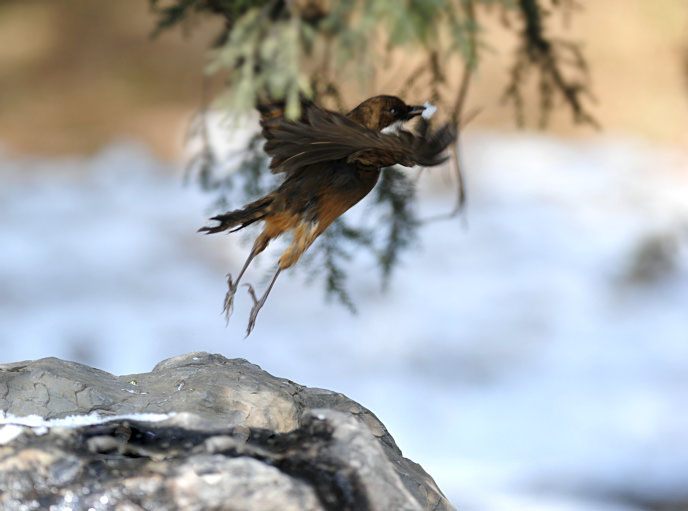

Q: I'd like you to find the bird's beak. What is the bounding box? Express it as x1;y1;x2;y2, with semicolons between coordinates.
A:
405;105;426;120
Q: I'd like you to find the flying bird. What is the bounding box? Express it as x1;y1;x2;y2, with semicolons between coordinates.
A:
199;95;456;335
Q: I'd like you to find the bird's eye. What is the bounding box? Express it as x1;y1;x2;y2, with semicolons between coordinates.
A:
389;107;397;115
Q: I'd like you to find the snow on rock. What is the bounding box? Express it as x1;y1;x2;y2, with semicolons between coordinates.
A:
0;410;174;429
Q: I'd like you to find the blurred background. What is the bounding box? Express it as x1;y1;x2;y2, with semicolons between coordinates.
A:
1;0;688;509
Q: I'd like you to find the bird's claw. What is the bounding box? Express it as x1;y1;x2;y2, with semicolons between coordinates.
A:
222;273;239;325
244;283;262;337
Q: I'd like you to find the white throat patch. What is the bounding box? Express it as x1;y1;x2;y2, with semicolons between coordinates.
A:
381;120;404;135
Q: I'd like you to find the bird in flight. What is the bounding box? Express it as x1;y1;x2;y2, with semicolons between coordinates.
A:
199;95;456;335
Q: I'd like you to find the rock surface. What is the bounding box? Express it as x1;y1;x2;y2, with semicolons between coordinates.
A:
0;352;454;511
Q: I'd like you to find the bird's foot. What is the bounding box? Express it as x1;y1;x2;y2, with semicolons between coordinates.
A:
243;283;265;337
222;273;240;324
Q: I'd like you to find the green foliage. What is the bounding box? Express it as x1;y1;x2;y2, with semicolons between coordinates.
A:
149;0;271;36
375;167;418;285
304;218;373;313
151;0;596;124
151;0;503;117
503;0;598;128
207;9;312;118
153;0;597;309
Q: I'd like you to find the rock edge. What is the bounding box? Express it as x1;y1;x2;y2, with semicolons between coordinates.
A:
0;352;454;511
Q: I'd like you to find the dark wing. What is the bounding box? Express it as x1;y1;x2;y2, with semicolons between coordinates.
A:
257;97;312;126
261;104;456;175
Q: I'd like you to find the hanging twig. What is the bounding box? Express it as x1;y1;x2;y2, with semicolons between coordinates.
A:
184;75;217;190
502;0;599;128
420;0;478;224
397;61;431;98
419;106;481;225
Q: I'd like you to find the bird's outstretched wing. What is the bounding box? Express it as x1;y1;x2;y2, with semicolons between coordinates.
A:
257;98;312;127
261;104;456;174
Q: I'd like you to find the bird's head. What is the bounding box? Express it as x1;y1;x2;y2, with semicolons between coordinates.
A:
347;95;425;132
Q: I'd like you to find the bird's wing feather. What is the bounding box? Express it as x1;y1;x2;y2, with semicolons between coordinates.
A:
261;104;456;174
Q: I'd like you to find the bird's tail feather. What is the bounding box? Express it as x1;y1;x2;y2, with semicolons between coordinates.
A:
198;196;274;235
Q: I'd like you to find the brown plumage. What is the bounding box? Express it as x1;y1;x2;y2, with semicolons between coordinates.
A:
199;95;456;335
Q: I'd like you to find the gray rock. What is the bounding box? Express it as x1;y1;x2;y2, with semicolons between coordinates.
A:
0;352;454;511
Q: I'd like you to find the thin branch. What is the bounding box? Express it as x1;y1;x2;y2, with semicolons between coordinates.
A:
397;61;431;98
503;0;599;128
419;106;481;225
423;0;478;223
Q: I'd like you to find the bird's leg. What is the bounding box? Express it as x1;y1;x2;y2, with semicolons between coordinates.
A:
223;249;256;323
244;268;282;337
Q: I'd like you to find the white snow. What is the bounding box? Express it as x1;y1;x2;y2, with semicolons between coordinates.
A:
0;410;174;429
1;133;687;510
0;410;174;445
0;424;25;445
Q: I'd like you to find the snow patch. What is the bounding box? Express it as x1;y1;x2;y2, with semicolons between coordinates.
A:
0;424;25;445
0;410;175;429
